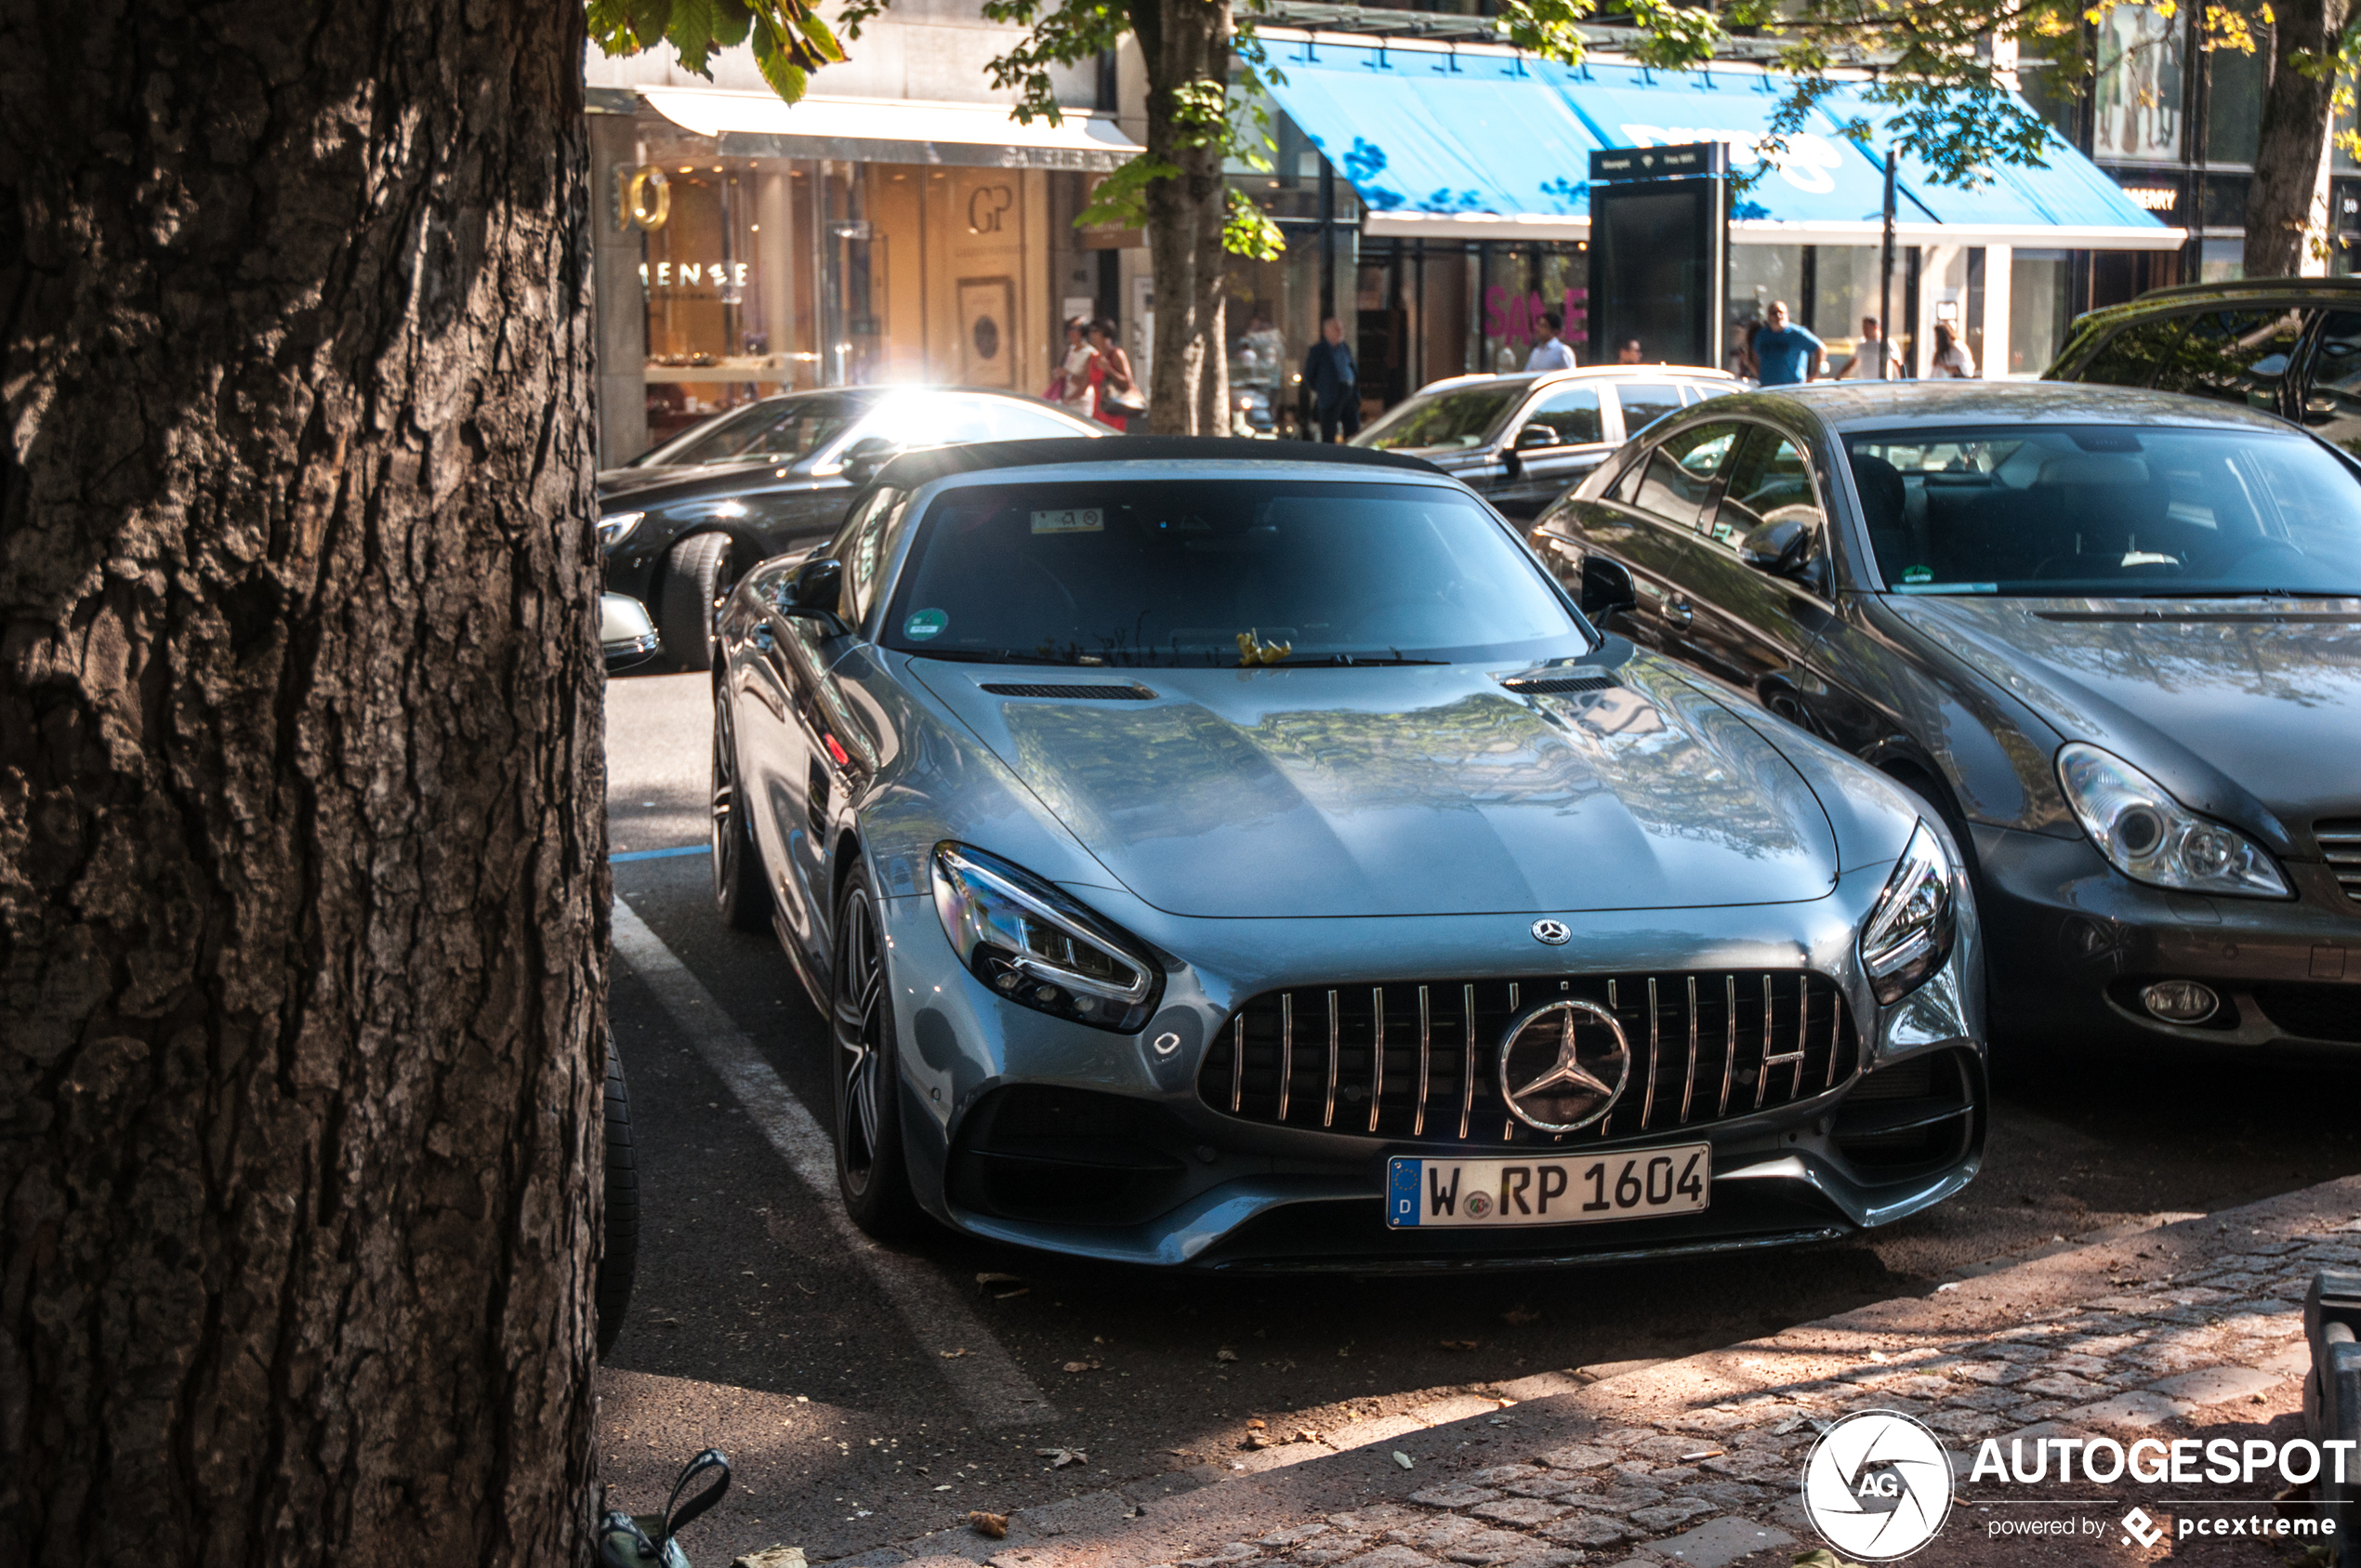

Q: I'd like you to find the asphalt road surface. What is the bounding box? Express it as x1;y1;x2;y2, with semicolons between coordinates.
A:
598;666;2361;1566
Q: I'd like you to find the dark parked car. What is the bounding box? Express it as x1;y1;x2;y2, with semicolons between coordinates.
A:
1531;379;2361;1052
1353;367;1741;520
2046;276;2361;455
598;387;1104;668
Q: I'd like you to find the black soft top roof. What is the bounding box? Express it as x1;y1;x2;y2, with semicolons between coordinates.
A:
873;435;1444;490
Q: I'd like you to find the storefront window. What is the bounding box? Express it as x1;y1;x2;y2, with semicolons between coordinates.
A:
2207;43;2266;165
1811;246;1892;368
2018;59;2084;145
2200;237;2246;282
2009;250;2073;375
2093;4;2185;163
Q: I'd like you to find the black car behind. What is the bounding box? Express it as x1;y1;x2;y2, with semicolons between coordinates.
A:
598;386;1102;667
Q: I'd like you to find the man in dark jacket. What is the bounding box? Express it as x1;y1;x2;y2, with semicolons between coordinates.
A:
1301;317;1360;442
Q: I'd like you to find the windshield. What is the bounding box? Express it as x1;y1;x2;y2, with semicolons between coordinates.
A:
1357;385;1523;451
1846;425;2361;597
634;392;873;468
881;479;1590;666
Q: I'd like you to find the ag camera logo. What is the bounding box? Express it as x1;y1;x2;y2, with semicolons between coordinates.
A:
1801;1411;1955;1560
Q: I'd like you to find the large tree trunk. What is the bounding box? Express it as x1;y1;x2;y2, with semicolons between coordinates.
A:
1137;0;1233;435
0;0;606;1559
2245;0;2347;275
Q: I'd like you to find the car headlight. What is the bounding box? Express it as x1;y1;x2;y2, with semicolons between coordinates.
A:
2056;743;2289;899
597;510;645;548
931;844;1162;1033
1859;820;1958;1006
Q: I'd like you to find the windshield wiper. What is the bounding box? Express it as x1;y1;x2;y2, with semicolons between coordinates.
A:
2127;586;2359;600
906;649;1096;665
1260;653;1448;667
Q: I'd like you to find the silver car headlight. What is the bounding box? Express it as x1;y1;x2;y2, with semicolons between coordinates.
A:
597;510;645;548
1859;821;1957;1006
931;843;1161;1033
2056;743;2289;899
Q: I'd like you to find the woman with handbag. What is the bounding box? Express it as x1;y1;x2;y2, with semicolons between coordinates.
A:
1088;319;1142;432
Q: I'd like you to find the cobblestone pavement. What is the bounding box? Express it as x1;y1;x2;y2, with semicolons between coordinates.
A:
825;1178;2361;1568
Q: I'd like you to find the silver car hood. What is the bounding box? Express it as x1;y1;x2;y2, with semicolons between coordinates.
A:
908;656;1838;918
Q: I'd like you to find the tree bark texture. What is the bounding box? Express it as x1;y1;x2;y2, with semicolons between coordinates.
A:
2244;0;2346;275
0;0;607;1559
1137;0;1233;435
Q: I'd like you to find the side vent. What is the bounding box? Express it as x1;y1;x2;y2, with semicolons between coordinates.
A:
806;758;831;837
1501;673;1616;695
980;682;1158;701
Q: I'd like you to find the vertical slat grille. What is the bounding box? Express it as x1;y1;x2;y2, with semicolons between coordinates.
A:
1198;971;1861;1145
2318;820;2361;903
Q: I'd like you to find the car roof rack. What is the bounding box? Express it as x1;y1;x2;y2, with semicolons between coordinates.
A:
873;436;1444;489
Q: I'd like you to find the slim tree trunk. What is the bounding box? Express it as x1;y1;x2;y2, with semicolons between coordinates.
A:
0;0;605;1559
1137;0;1233;434
2245;0;2347;275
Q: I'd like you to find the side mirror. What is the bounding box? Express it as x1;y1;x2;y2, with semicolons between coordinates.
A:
839;434;903;484
1514;422;1561;451
1738;514;1817;577
1578;555;1639;619
773;556;851;634
599;592;662;673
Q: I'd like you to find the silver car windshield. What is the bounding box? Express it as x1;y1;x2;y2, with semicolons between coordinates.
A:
1358;386;1523;451
1847;425;2361;597
881;479;1591;666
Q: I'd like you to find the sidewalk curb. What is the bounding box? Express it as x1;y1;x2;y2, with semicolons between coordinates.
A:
833;1175;2361;1568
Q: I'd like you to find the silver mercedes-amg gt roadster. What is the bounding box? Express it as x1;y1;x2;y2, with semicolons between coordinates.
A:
707;437;1985;1269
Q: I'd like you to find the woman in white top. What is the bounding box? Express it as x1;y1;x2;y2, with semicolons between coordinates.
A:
1055;317;1097;420
1929;321;1976;378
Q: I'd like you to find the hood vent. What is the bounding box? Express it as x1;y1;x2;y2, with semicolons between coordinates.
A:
979;682;1158;701
1501;672;1616;695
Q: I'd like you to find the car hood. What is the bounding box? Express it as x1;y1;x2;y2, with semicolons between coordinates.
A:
596;461;825;505
906;656;1840;918
1887;595;2361;830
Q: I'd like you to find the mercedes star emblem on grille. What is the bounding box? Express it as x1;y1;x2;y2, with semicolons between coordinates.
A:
1497;998;1630;1132
1530;918;1570;945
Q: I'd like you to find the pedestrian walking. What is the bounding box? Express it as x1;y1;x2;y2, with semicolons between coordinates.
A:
1088;319;1141;432
1524;312;1578;372
1750;300;1827;387
1302;317;1360;442
1928;320;1977;378
1836;316;1904;380
1049;317;1097;420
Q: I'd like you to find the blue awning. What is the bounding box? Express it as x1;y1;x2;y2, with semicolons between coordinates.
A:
1257;40;2181;250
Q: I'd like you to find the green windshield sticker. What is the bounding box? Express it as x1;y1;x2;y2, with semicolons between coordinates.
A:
905;608;948;640
1902;565;1933;584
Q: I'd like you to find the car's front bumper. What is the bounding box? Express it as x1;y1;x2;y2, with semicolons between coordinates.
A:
872;855;1986;1269
1971;822;2361;1049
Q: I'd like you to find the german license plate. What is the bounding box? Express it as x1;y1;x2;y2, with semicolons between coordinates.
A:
1385;1144;1710;1229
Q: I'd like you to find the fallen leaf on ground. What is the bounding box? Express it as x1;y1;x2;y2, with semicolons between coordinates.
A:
1392;1451;1414;1469
1246;1418;1267;1430
1293;1430;1322;1444
1439;1338;1480;1351
1215;1348;1239;1363
1501;1306;1540;1324
1792;1552;1866;1568
1062;1360;1100;1374
1035;1447;1088;1469
994;1287;1030;1300
976;1272;1022;1286
732;1548;808;1568
969;1511;1009;1539
940;1348;970;1359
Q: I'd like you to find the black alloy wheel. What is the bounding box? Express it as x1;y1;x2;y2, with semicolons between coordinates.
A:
595;1036;639;1358
662;531;733;672
830;868;921;1237
710;698;772;930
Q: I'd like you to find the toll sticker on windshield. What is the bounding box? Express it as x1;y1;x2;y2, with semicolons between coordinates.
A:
1902;564;1933;585
904;608;949;640
1031;507;1103;534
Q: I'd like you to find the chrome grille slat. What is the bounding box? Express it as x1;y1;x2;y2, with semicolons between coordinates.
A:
1197;971;1861;1146
2317;821;2361;903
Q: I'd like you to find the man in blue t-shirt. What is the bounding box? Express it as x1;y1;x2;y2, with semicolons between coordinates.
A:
1750;300;1827;387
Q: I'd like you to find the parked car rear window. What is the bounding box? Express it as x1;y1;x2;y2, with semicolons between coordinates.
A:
1845;425;2361;597
1357;386;1523;451
883;480;1589;666
637;392;872;467
1615;383;1684;437
2069;309;2303;407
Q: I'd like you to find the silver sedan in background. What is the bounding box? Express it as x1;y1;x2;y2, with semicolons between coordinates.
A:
708;436;1985;1269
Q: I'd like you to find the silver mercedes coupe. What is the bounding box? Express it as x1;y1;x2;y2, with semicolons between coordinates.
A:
707;436;1986;1269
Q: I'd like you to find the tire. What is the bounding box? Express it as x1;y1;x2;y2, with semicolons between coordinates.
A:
830;868;923;1238
596;1039;640;1358
661;532;733;673
710;696;772;931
